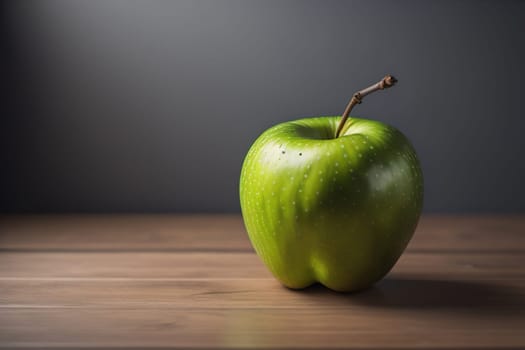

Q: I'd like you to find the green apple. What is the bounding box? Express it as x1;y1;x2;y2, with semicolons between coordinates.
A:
239;115;423;292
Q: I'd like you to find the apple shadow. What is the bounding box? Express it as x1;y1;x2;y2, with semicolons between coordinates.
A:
300;277;524;317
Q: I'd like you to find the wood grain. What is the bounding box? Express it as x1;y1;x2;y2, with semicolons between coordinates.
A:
2;214;524;252
0;251;524;279
1;278;524;310
1;309;524;349
0;214;524;349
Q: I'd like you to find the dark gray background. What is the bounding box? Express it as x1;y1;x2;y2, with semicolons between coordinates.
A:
1;0;524;213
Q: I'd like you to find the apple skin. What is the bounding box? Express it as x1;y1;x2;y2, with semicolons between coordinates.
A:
239;116;423;292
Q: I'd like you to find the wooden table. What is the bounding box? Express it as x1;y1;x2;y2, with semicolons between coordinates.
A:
0;215;524;349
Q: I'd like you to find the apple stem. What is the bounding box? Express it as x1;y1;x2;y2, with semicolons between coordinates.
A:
335;75;398;138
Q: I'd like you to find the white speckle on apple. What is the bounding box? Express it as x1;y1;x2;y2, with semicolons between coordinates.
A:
335;162;339;167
